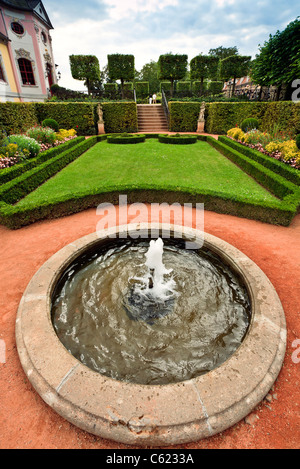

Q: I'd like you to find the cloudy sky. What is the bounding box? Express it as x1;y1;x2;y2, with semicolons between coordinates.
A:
44;0;298;91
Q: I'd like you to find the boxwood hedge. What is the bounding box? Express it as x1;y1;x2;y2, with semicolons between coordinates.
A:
158;134;197;144
1;135;299;229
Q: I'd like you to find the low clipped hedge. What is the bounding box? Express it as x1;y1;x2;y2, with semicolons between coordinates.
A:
101;102;138;133
0;137;97;205
107;134;146;144
218;136;300;186
158;134;197;144
207;136;300;208
0;137;85;185
0;135;299;229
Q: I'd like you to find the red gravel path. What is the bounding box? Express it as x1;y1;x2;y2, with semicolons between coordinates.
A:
0;206;299;449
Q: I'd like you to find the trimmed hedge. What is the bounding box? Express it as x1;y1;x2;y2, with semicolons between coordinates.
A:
168;101;201;132
0;137;97;205
205;101;300;135
107;134;146;144
158;134;197;144
0;103;38;134
1;135;299;229
207;136;300;204
101;102;138;133
35;102;98;136
218;136;300;186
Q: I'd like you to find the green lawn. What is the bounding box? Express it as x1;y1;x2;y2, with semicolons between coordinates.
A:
16;140;278;208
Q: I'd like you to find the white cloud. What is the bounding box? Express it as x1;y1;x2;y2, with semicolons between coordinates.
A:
104;0;179;20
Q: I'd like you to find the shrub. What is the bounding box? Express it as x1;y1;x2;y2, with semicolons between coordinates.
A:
3;135;40;158
42;118;59;132
26;126;56;146
55;129;77;141
296;134;300;150
241;118;259;132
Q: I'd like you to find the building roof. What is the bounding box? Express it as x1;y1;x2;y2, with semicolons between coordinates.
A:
0;0;53;29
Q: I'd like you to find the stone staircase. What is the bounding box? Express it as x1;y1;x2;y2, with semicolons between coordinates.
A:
137;104;169;133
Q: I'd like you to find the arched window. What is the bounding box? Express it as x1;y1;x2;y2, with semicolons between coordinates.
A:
18;58;35;85
0;62;5;82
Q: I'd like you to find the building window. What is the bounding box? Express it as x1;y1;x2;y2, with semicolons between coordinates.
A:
41;32;47;44
18;58;35;85
11;22;25;35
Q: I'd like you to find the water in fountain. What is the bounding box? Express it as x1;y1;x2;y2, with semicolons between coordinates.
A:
52;237;251;385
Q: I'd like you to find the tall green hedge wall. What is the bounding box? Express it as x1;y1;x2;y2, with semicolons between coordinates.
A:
0;103;38;134
35;103;98;135
101;102;138;133
205;101;300;135
0;101;139;136
168;101;201;132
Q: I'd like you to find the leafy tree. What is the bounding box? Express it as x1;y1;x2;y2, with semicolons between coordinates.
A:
107;54;135;99
158;53;188;97
251;18;300;100
138;60;160;94
69;55;100;95
208;46;239;60
190;54;219;95
220;55;251;97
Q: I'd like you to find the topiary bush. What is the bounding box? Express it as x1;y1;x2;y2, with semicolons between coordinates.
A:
241;118;259;132
158;134;197;144
42;118;59;132
296;134;300;150
107;133;145;144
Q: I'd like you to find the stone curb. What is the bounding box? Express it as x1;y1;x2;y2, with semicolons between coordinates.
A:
15;223;286;446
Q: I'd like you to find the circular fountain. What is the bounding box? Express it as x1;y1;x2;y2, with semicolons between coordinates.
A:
16;223;286;446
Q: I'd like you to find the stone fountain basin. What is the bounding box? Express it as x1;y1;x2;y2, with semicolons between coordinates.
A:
15;223;286;446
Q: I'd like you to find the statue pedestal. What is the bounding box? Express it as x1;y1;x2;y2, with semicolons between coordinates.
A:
98;122;105;134
197;120;205;133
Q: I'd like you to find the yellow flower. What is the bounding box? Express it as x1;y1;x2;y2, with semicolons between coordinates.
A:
281;140;299;161
227;127;245;141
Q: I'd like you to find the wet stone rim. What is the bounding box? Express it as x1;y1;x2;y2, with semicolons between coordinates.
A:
15;223;287;446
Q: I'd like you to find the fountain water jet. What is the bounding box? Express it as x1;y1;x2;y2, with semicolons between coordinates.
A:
123;237;177;324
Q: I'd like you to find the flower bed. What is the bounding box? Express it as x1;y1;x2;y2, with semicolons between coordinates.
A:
227;127;300;169
0;127;78;170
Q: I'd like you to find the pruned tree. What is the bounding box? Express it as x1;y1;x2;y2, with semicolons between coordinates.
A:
69;55;100;96
190;54;219;96
107;54;135;99
158;53;188;97
220;55;251;97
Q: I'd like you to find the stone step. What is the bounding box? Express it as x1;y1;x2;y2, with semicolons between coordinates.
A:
137;104;168;132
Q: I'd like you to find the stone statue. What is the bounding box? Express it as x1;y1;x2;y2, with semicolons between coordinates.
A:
197;102;205;133
97;104;105;134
